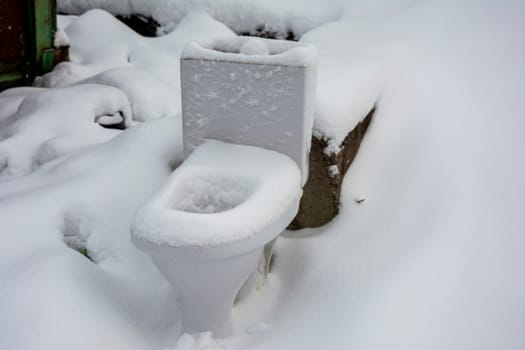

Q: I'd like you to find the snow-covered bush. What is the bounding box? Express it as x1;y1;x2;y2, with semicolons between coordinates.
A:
57;0;342;39
37;10;235;123
0;84;131;178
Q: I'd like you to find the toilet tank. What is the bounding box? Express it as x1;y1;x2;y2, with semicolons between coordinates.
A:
180;37;317;185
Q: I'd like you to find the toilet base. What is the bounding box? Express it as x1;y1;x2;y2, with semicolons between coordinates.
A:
151;247;263;337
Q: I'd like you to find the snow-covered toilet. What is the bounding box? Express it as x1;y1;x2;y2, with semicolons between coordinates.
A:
131;37;317;337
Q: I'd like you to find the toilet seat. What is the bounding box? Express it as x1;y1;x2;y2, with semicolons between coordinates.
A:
131;140;302;259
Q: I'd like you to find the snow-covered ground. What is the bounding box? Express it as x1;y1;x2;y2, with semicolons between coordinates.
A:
57;0;342;38
1;1;525;349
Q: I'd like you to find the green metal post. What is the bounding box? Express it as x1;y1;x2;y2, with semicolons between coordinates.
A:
31;0;57;74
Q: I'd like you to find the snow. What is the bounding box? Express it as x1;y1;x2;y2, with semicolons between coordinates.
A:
0;116;184;349
328;164;339;177
301;21;384;153
131;140;301;248
36;9;235;125
53;29;70;47
182;37;317;67
57;0;342;39
57;14;78;30
0;84;132;178
234;2;525;350
240;39;269;56
171;332;226;350
80;68;178;122
1;1;525;350
43;9;365;156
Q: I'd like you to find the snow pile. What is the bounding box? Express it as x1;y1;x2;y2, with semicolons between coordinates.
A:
300;21;385;153
80;68;177;123
53;29;70;47
0;85;131;178
170;332;226;350
57;0;342;39
232;2;525;350
37;9;236;123
1;1;524;350
0;114;184;349
131;140;301;248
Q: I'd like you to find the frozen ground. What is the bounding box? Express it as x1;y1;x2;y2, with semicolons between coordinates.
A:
1;1;525;349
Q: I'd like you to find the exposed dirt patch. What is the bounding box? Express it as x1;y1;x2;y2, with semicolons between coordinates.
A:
289;107;375;229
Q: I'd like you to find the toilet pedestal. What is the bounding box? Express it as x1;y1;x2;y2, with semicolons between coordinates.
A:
151;248;263;337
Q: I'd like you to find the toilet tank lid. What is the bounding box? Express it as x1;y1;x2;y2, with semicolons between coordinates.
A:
181;37;317;68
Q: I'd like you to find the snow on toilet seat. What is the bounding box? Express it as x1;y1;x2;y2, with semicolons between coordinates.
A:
131;139;302;259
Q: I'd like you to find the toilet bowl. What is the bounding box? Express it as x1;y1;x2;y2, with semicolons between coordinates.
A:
131;140;302;336
131;37;317;337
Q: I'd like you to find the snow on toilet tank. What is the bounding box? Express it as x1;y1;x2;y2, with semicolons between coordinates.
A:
180;37;318;185
239;38;269;55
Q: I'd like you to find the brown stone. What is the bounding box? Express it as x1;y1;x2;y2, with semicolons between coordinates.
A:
289;107;375;230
